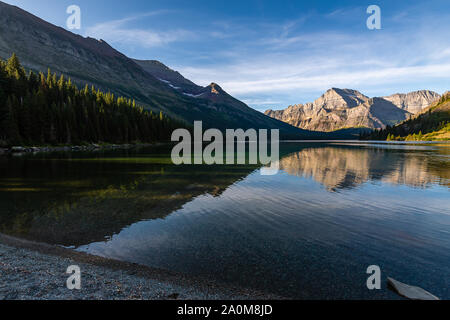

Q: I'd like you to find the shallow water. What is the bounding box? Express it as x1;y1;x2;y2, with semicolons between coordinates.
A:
1;142;449;299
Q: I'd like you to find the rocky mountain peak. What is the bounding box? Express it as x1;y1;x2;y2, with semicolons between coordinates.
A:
382;90;441;114
208;83;222;94
314;88;369;110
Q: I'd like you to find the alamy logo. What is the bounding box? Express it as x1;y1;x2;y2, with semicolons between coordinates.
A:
366;265;381;290
171;121;280;175
366;5;381;30
66;5;81;30
66;265;81;290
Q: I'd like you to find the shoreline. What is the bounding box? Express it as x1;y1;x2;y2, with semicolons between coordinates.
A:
0;142;168;156
2;139;448;156
0;233;281;300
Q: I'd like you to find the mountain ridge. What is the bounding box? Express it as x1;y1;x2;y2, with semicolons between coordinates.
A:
265;89;441;132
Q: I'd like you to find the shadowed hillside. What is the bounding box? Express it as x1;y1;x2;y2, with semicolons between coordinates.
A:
365;92;450;141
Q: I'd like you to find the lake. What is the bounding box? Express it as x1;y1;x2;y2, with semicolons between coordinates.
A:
0;141;449;299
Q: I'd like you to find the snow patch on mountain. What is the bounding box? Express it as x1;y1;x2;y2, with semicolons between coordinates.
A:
157;78;180;90
183;92;205;98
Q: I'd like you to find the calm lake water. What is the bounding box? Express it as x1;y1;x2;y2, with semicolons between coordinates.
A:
1;142;449;299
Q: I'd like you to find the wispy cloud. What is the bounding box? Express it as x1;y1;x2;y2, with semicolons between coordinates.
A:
85;11;194;47
240;98;284;106
175;9;450;109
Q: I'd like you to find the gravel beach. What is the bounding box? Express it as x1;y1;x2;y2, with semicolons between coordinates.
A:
0;234;279;300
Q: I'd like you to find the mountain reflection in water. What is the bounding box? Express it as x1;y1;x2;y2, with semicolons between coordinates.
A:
0;142;449;299
279;144;450;191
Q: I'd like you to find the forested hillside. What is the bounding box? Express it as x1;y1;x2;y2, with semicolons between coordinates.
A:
0;54;184;146
0;1;323;140
364;92;450;141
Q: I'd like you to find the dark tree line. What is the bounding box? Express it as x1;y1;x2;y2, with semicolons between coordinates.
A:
0;53;185;146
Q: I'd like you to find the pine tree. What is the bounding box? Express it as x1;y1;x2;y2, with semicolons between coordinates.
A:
4;97;21;145
6;53;25;78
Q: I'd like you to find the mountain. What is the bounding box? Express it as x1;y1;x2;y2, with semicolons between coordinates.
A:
383;90;442;114
135;59;263;108
0;2;169;103
0;1;320;139
265;88;441;132
366;92;450;141
134;59;274;119
133;59;200;94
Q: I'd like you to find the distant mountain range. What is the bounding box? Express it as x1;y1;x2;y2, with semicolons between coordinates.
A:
265;88;441;132
0;1;321;139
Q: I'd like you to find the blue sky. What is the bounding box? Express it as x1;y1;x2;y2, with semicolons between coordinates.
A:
4;0;450;111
